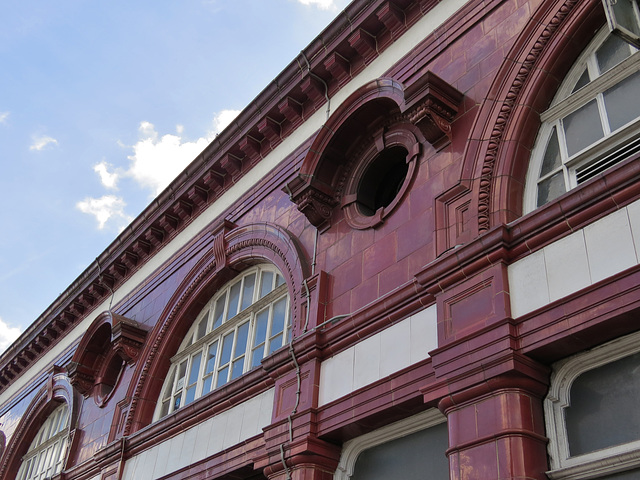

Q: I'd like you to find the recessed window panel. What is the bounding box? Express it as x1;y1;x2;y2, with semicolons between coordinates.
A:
566;351;640;456
227;282;241;320
540;127;562;176
241;273;256;310
571;69;591;93
351;422;449;480
604;69;640;131
212;297;225;329
563;100;604;156
260;271;274;298
196;316;208;341
596;33;632;74
537;171;566;207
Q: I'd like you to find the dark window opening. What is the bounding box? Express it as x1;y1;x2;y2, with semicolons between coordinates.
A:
357;146;409;216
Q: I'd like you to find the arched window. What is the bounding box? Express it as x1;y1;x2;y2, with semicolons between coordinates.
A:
155;264;290;419
15;403;70;480
525;28;640;212
334;410;448;480
545;330;640;479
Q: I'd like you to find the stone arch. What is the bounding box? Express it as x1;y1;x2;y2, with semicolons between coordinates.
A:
121;222;309;435
67;310;147;407
0;369;81;480
287;75;463;230
459;0;605;232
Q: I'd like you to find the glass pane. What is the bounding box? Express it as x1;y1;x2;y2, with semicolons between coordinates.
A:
184;385;196;405
196;316;208;340
254;309;269;346
42;446;53;472
188;352;202;385
160;400;170;417
269;334;283;354
604;70;640;131
57;407;69;433
276;274;285;287
251;345;265;368
241;273;256;310
216;366;229;388
227;282;241;320
566;351;640;456
540;127;562;176
563;100;604;156
202;376;212;395
163;368;175;400
212;296;225;329
350;419;449;480
220;331;235;365
571;69;590;93
272;298;287;335
235;322;250;357
231;357;245;379
205;341;219;374
260;271;274;298
537;171;566;207
176;360;188;390
173;392;182;410
596;32;632;74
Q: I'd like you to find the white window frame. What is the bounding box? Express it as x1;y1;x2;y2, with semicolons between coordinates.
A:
334;409;447;480
545;330;640;480
524;27;640;213
154;264;290;420
16;403;70;480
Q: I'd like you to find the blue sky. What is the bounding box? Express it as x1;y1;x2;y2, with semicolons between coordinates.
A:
0;0;350;352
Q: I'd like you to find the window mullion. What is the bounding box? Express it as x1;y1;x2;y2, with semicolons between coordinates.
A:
245;316;256;373
195;345;207;400
596;92;612;135
265;304;275;357
556;119;571;166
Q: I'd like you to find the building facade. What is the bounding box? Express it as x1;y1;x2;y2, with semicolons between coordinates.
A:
1;0;639;479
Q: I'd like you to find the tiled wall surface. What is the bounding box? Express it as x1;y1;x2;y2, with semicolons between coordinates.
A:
121;389;274;480
318;305;437;406
509;199;640;318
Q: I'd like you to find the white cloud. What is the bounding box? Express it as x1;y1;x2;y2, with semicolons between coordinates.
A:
294;0;345;10
94;161;119;189
0;111;9;124
211;109;239;134
78;109;240;230
30;135;58;151
125;122;212;196
76;195;133;230
0;317;22;354
102;109;239;197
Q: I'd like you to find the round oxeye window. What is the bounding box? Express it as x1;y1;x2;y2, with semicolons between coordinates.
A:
356;145;409;216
